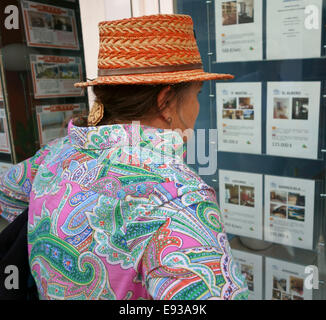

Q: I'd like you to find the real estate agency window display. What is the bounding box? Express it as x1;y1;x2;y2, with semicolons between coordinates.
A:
175;0;326;300
0;0;88;166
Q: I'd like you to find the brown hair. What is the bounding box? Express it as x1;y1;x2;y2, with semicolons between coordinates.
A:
92;82;192;125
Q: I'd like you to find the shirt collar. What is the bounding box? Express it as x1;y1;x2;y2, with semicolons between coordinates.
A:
68;119;186;160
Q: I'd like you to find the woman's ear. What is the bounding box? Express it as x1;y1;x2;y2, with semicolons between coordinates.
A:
157;86;172;111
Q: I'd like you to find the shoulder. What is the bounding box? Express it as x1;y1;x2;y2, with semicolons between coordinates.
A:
145;162;217;206
37;136;74;164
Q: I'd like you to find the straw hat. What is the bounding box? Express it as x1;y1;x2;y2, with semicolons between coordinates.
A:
75;14;234;87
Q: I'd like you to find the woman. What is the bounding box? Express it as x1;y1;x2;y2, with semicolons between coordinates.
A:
0;14;248;300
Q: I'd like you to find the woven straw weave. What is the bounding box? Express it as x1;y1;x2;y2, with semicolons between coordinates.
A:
75;14;234;87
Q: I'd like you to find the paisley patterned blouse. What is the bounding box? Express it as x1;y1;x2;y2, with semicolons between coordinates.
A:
0;120;248;300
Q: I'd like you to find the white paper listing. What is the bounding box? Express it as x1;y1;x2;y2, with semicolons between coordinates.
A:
30;54;84;99
215;0;263;62
216;82;262;154
266;0;322;60
36;103;87;146
264;175;315;250
21;0;79;50
219;170;263;240
232;249;263;300
0;101;11;154
265;257;313;300
266;81;321;160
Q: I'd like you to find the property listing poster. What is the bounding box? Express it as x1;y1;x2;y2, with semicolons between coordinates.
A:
30;54;84;99
219;170;263;239
266;82;321;159
264;175;315;250
232;249;263;300
0;91;11;154
216;82;261;154
265;257;312;300
21;1;79;50
215;0;263;62
266;0;322;60
36;103;87;146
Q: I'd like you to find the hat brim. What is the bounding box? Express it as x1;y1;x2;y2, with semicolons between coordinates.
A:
74;69;234;87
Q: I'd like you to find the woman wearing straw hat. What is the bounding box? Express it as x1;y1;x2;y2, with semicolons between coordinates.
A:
0;14;248;300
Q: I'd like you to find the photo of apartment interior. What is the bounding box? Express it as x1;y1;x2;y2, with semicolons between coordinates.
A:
270;190;287;204
292;98;309;120
225;184;239;205
238;97;254;120
273;276;287;292
288;192;305;207
290;276;304;296
273;98;290;119
239;97;254;109
281;293;292;300
222;1;237;25
241;264;254;291
223;110;245;120
223;97;237;109
272;276;294;300
240;185;255;207
272;289;281;300
238;0;254;24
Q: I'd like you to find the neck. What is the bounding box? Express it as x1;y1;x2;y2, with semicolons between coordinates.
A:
111;117;171;131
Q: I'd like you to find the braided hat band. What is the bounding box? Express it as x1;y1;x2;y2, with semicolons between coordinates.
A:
74;14;234;87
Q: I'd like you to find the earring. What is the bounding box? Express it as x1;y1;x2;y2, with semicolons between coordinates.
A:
167;117;172;129
88;101;104;126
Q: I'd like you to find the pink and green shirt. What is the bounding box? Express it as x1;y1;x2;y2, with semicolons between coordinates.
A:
0;120;248;300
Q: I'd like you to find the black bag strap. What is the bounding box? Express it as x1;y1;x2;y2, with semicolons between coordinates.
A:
0;209;38;300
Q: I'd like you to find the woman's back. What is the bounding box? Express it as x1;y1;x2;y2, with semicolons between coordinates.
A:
16;121;248;300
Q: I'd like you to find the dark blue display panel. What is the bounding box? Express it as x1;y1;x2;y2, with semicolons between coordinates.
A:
176;0;326;300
